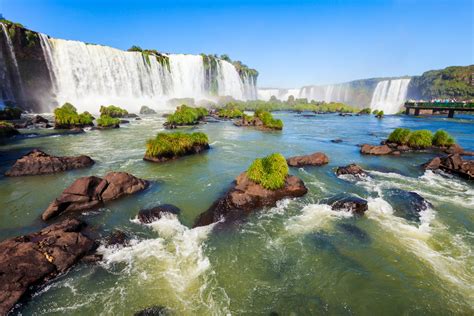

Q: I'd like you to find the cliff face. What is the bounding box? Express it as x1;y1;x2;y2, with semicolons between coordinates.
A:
407;65;474;101
0;20;53;111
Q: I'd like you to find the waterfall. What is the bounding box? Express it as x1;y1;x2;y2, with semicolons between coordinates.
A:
0;23;24;106
39;38;256;113
259;84;352;103
370;78;411;114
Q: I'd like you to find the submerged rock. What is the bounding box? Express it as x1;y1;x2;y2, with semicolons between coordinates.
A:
384;189;431;222
286;152;329;167
337;223;371;243
137;204;181;224
5;149;94;176
105;230;130;246
0;219;95;315
331;139;343;143
134;305;169;316
424;154;474;180
194;172;307;227
335;164;367;178
42;172;149;220
360;144;392;155
330;196;368;215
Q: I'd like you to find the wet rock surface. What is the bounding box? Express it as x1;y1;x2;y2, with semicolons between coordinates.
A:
5;149;94;176
335;164;367;178
424;154;474;179
137;204;181;224
329;196;368;215
0;219;95;315
194;172;307;227
42;172;149;220
286;152;329;167
360;144;393;155
384;189;431;222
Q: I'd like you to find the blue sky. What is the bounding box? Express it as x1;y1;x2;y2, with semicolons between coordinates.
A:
1;0;472;87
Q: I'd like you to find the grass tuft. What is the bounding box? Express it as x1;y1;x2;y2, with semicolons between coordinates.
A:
146;132;209;158
247;153;289;190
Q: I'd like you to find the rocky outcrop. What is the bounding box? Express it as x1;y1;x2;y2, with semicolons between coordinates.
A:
5;149;94;176
286;152;329;167
137;204;181;224
360;144;392;155
0;122;20;138
424;154;474;179
32;115;48;124
335;164;367;178
384;189;431;222
330;196;368;215
0;219;95;315
139;106;157;115
194;172;307;227
105;230;130;247
42;172;149;220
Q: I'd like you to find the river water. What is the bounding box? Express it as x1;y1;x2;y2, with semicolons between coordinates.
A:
0;113;473;315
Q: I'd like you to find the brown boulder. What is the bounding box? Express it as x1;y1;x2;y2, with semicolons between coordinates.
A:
5;149;94;177
360;144;392;155
445;144;464;155
42;172;149;220
194;172;307;227
423;154;474;180
0;219;95;315
286;152;329;167
336;164;367;178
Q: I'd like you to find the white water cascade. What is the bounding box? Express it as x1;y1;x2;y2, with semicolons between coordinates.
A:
258;84;353;103
370;78;411;114
39;38;256;113
0;23;25;106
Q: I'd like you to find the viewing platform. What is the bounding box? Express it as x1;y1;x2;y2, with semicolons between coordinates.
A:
404;101;474;118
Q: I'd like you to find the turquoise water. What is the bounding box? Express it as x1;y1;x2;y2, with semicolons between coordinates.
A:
0;113;473;315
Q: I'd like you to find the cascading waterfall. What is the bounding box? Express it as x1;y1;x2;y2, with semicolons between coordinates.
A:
0;23;24;107
370;78;411;114
39;38;256;113
258;84;352;103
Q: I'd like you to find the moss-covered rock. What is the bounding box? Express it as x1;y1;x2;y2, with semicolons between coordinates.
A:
247;153;289;190
0;120;20;138
144;132;209;162
235;109;283;131
432;130;455;146
99;105;128;118
388;128;412;145
97;115;120;129
164;105;208;127
407;130;433;148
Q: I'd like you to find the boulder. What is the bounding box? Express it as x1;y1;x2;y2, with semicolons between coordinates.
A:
42;172;149;220
331;139;343;143
335;164;367;178
330;196;368;215
444;144;464;155
424;154;474;180
0;219;95;315
5;149;94;177
360;144;392;155
137;204;181;224
287;152;329;167
106;230;130;246
0;122;20;138
32;115;48;124
194;172;307;227
139;106;157;115
134;306;169;316
384;189;431;222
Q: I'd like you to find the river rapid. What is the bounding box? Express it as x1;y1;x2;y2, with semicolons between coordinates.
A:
0;112;473;315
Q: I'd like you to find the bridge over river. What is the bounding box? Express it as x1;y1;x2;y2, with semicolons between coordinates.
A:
404;102;474;118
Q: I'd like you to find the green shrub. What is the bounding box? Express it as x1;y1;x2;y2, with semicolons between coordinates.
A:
432;130;455;146
54;103;93;127
408;130;433;148
0;120;19;138
217;106;243;118
166;105;208;126
247;153;289;190
100;105;128;118
388;128;412;145
97;115;120;128
146;132;209;158
255;109;283;130
372;109;379;115
359;108;372;114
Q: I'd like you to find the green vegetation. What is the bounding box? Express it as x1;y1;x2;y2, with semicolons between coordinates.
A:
0;121;19;138
99;105;128;118
127;46;170;71
166;105;208;126
432;130;455;146
218;100;359;114
0;106;22;120
146;132;209;158
254;109;283;130
216;105;243;119
388;128;455;148
388;128;412;145
247;153;289;190
97;115;120;128
409;65;474;101
407;130;433;148
359;108;372;114
54;103;94;128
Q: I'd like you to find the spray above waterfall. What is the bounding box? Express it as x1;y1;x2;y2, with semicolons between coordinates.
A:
370;79;411;114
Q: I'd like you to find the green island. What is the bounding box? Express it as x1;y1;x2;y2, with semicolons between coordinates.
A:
165;105;208;127
388;128;455;148
99;105;129;118
53;103;94;129
247;153;289;190
144;131;210;162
